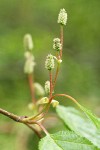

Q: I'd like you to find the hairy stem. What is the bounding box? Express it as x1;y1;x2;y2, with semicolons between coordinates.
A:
28;74;35;104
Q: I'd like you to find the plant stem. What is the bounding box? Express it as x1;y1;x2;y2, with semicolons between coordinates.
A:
60;25;63;58
28;74;35;104
0;108;45;138
49;71;53;98
0;108;38;124
53;64;60;91
52;26;63;92
23;103;50;122
37;122;49;135
52;94;80;106
0;95;79;137
25;123;42;138
0;108;23;122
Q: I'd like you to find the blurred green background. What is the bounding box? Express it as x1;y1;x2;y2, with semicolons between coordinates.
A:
0;0;100;149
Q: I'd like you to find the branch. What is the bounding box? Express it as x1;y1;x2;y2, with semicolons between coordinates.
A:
25;123;42;138
0;108;37;124
0;108;24;122
0;108;43;138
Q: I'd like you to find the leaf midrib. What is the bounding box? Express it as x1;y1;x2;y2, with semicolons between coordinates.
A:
54;139;94;147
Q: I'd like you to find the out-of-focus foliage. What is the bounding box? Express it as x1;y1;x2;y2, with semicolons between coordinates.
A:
0;0;100;149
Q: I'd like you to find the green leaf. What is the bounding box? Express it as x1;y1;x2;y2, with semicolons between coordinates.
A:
78;104;100;129
56;105;100;148
39;131;98;150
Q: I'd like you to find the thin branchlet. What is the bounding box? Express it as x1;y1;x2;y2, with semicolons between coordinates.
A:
0;108;23;122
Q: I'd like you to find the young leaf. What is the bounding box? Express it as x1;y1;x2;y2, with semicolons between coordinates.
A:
39;131;98;150
56;105;100;148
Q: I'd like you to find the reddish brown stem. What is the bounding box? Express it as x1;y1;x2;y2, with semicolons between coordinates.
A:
37;123;49;135
52;26;63;91
60;25;63;58
28;74;35;103
52;94;80;106
26;94;79;125
53;65;60;91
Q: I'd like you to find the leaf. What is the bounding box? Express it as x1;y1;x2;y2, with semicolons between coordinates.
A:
78;104;100;129
56;105;100;148
39;131;98;150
